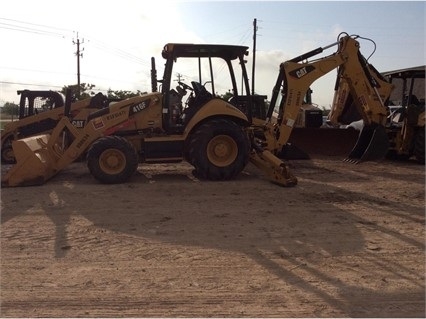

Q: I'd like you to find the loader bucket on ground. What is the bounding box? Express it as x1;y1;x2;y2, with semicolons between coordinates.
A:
1;135;57;187
345;124;389;163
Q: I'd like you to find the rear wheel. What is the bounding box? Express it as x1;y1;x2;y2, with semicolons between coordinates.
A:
187;119;250;180
86;136;138;184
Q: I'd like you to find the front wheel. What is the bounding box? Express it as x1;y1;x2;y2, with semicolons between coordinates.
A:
1;135;17;164
86;136;138;184
187;119;250;180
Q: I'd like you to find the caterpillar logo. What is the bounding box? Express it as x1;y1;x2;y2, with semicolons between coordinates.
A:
289;65;315;79
71;120;85;128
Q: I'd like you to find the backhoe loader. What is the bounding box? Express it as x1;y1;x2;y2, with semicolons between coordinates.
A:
328;64;425;163
2;33;391;187
251;32;391;167
1;89;108;163
382;66;425;163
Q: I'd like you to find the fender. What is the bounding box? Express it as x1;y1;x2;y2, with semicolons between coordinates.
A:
183;98;249;138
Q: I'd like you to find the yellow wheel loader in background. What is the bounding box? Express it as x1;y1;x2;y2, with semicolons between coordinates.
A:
1;89;108;163
2;33;393;187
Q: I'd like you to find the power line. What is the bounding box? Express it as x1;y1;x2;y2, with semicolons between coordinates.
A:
0;22;67;38
0;17;150;67
0;17;73;32
85;37;150;67
0;81;63;88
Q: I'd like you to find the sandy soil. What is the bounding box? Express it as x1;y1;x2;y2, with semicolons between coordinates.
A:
1;156;425;317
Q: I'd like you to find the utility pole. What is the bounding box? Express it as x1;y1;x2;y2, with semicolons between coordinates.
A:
176;73;183;83
73;32;84;98
252;18;257;96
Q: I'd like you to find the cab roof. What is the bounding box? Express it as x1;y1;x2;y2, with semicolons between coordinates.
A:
162;43;249;60
383;65;425;79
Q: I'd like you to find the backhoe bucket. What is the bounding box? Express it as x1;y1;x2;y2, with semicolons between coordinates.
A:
1;135;57;187
345;124;389;163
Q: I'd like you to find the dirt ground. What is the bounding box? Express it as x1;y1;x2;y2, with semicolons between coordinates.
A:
1;156;425;317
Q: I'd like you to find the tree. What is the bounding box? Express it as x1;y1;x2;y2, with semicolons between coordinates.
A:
1;102;19;116
220;91;233;101
61;83;96;101
106;89;145;100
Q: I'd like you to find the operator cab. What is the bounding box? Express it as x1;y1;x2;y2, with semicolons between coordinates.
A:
155;43;260;133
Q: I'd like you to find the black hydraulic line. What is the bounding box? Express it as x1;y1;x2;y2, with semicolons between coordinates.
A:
289;47;324;63
266;68;285;119
64;89;72;118
289;40;339;63
357;52;379;88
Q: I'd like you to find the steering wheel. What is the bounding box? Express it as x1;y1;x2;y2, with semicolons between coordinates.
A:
178;81;193;91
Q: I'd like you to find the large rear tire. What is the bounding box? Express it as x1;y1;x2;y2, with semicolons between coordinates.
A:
86;136;138;184
187;119;250;180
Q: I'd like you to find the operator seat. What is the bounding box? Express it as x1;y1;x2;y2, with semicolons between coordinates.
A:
181;81;212;124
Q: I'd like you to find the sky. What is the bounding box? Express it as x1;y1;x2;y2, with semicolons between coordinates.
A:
0;0;424;108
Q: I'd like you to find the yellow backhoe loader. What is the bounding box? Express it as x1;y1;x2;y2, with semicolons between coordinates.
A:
2;33;392;187
328;64;425;163
382;66;425;163
1;89;108;163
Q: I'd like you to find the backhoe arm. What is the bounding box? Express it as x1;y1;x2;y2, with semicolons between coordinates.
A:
271;54;346;151
266;35;388;152
250;35;393;186
328;62;394;126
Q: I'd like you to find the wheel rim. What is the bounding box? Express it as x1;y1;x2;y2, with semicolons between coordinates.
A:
2;146;15;163
207;135;238;167
99;148;126;174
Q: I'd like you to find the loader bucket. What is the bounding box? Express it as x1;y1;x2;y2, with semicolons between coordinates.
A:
345;124;389;163
1;135;57;187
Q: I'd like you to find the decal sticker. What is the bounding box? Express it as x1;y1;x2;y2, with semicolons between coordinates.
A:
130;99;151;116
286;118;295;127
106;110;126;121
76;134;90;149
92;118;104;130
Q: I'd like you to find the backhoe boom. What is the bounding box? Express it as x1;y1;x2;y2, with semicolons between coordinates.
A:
260;34;390;164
